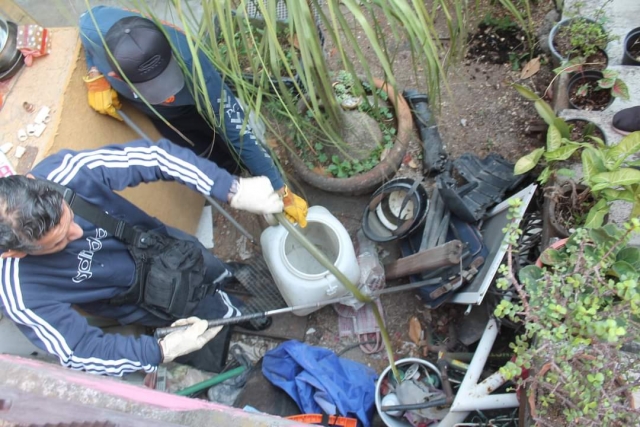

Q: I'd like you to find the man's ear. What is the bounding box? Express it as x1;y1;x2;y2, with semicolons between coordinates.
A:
1;250;27;259
26;173;34;179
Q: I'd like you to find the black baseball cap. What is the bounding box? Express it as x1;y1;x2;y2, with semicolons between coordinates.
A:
105;16;184;104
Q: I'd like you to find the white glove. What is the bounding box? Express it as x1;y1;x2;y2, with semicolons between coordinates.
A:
158;317;222;363
229;176;284;215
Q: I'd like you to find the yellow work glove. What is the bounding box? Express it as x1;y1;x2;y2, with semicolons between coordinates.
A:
282;186;308;228
83;73;123;121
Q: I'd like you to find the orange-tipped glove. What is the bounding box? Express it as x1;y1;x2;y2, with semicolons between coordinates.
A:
83;72;123;121
282;186;308;228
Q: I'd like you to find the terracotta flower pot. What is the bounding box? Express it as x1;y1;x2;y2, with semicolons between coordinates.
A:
288;77;413;195
535;238;568;267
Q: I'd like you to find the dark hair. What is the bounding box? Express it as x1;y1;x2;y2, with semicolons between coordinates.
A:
0;176;64;253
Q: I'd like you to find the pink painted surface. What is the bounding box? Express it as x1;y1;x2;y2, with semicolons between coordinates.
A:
0;354;307;425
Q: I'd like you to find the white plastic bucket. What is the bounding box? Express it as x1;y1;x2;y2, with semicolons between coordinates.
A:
375;358;443;427
261;205;360;316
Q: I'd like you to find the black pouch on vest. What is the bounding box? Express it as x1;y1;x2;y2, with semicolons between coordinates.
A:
46;180;211;320
115;230;209;320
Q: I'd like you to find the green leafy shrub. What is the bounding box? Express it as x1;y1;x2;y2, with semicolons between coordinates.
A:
495;204;640;426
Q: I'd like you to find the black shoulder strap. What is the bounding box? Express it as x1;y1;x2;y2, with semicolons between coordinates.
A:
45;180;139;245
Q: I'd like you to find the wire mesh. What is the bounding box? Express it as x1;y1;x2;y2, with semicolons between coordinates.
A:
224;257;289;329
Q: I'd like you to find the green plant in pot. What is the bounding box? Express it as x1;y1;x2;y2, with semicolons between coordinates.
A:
550;0;614;64
293;70;398;179
568;69;630;111
495;204;640;427
512;84;588;184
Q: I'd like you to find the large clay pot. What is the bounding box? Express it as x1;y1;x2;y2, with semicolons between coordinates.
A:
287;77;413;196
622;27;640;66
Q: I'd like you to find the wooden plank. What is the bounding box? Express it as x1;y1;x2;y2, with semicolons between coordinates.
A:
384;240;463;280
0;27;80;174
0;27;205;234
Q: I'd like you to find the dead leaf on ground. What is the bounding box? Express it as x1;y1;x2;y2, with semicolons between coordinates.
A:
408;159;418;169
520;56;541;80
408;316;422;345
266;137;279;148
292;34;300;50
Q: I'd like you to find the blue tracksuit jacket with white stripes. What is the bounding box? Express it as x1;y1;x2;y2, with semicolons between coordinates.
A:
79;6;284;191
0;139;234;376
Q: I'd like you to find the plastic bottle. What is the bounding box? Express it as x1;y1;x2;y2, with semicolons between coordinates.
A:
261;205;361;316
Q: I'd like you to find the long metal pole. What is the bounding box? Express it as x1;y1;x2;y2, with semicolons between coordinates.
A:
154;277;441;338
117;110;257;244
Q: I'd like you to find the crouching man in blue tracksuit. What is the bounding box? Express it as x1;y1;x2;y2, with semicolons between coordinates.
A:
78;5;308;227
0;139;284;376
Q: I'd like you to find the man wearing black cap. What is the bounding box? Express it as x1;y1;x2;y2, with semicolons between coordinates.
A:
79;5;308;227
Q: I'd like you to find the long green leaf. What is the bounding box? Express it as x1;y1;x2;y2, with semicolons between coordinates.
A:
584;199;609;228
546;125;562;152
582;147;607;184
590;168;640;191
534;99;557;126
605;132;640;170
514;147;544;175
513;83;540;101
544;144;579;161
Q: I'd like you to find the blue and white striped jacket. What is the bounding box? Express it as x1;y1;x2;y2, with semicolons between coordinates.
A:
0;139;233;376
79;5;284;191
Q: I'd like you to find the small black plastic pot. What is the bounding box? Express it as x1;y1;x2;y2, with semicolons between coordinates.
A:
622;27;640;66
567;70;613;111
565;118;607;145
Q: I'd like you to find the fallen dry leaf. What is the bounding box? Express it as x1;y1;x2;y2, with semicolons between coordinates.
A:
266;137;279;148
520;56;540;80
292;34;300;50
380;147;391;161
408;316;422;345
408;159;418;169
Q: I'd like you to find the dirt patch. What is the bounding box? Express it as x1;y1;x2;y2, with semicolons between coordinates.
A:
567;118;605;142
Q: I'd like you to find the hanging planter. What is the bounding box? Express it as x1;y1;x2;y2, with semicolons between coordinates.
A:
548;17;608;66
622;27;640;66
567;70;613;111
287;77;413;196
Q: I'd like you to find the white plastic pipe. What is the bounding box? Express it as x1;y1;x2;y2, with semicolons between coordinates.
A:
436;318;519;427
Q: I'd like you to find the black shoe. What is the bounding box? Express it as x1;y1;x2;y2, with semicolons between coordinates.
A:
612;106;640;135
236;316;273;332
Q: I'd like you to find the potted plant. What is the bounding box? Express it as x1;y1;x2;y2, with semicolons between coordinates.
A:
622;26;640;66
512;84;587;184
548;1;613;66
286;71;413;195
566;69;629;111
495;210;640;427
